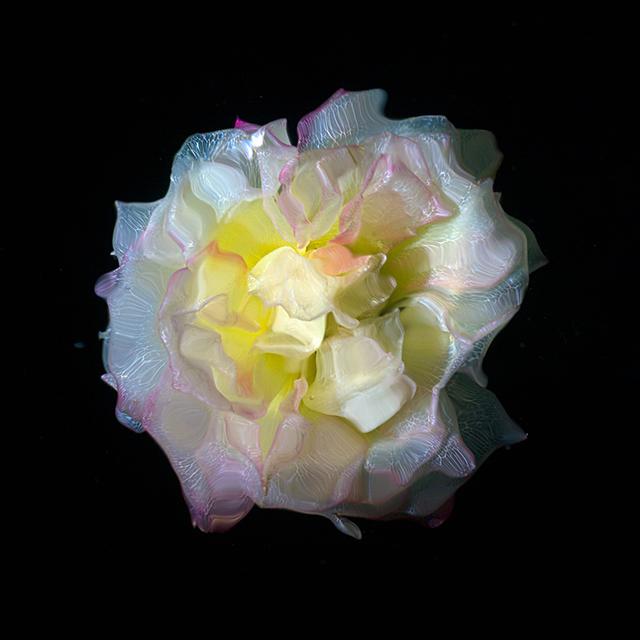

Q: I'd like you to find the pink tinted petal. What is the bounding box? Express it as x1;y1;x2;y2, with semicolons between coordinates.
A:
309;243;370;275
297;88;389;151
234;117;260;133
349;155;451;253
144;374;262;532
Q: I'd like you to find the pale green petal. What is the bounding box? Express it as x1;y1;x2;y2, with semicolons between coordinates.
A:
399;299;459;391
454;129;503;180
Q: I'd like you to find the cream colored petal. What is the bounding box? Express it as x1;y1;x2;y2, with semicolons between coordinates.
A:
248;245;397;328
248;246;334;321
304;334;416;433
255;306;326;359
262;410;367;509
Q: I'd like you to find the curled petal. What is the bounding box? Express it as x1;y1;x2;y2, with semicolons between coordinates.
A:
255;306;326;359
454;129;503;180
304;332;416;433
346;154;452;254
248;246;333;321
189;161;260;220
248;246;396;327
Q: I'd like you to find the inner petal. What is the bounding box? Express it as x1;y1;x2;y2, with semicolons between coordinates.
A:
255;306;326;360
303;331;416;433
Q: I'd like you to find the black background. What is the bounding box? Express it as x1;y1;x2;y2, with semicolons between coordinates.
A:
33;13;632;583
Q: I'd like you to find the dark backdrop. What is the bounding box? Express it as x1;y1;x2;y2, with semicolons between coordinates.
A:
35;14;632;582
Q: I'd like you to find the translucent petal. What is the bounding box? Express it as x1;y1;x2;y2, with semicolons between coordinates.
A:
331;253;396;322
157;243;272;414
262;410;367;510
297;89;455;152
392;180;525;298
347;155;451;254
171;129;261;188
189;160;261;219
454;129;503;180
506;213;548;273
399;299;460;391
97;252;172;427
446;372;526;458
113;200;157;262
140;197;184;270
145;376;262;532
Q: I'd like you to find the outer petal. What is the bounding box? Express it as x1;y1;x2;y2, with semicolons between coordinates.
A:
96;250;172;431
113;200;158;263
345;154;451;254
385;179;525;300
261;409;367;512
297;89;455;152
144;372;262;532
166;124;297;259
402;373;526;518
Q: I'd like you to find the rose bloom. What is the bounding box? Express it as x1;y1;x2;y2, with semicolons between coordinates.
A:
96;89;545;538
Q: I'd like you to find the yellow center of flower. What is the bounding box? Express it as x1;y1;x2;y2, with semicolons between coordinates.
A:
185;178;418;454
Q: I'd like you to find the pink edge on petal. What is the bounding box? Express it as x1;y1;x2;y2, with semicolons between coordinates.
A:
234;117;260;133
426;496;455;528
296;89;349;144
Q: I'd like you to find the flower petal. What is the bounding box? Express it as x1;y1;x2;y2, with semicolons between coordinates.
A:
145;375;262;532
392;180;525;297
96;250;172;430
113;200;158;262
262;410;367;510
454;129;503;180
248;246;396;327
346;154;452;254
248;246;333;321
255;306;326;359
304;333;416;433
297;89;455;152
189;160;260;219
214;198;292;269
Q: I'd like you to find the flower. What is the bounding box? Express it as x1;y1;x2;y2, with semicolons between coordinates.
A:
96;89;546;538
